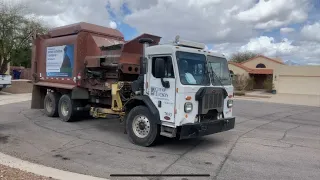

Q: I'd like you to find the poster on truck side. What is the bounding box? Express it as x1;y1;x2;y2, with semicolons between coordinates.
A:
46;45;74;77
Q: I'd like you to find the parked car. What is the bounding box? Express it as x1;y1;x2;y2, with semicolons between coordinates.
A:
0;73;12;91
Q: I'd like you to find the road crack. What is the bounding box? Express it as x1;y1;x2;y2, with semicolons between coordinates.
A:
29;117;177;155
278;125;300;141
212;109;315;180
149;140;203;180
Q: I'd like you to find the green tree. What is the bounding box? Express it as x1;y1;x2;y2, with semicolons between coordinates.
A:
229;51;260;63
0;1;47;73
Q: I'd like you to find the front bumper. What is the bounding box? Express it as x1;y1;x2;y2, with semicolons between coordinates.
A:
179;117;235;140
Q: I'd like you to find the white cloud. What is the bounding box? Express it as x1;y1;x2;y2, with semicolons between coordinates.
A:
109;21;117;29
107;0;319;64
280;27;295;34
301;22;320;42
295;41;320;63
307;63;320;65
9;0;114;28
212;37;320;65
237;0;309;30
4;0;319;64
239;36;297;57
119;0;257;44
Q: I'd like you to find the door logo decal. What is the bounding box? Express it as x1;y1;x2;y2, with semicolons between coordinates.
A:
151;87;168;98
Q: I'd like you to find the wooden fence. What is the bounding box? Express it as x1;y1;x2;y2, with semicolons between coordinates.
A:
10;66;32;80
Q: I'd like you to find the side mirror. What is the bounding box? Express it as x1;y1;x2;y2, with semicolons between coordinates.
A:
154;58;165;78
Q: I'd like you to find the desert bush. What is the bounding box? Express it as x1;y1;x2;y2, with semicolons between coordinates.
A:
263;76;274;92
232;75;255;91
234;91;246;96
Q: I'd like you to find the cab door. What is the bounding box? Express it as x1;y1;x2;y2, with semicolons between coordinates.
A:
148;55;176;123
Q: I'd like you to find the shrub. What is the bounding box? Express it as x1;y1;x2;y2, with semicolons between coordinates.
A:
234;91;246;96
232;75;255;91
263;76;274;92
245;77;255;91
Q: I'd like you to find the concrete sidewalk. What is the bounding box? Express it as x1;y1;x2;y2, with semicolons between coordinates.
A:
0;92;31;106
235;93;320;107
243;90;272;98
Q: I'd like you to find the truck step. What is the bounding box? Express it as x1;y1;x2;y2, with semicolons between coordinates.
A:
160;131;174;138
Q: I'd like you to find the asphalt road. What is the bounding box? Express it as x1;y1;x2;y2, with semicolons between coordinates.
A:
0;100;320;180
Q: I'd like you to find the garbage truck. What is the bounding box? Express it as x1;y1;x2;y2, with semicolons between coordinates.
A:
31;22;235;146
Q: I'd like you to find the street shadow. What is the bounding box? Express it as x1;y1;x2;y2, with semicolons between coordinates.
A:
156;135;225;149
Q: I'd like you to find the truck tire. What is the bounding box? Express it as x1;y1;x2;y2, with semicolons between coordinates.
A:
44;92;60;117
58;94;77;122
126;106;160;147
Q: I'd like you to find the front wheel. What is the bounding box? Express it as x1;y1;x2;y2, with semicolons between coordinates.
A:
126;106;159;147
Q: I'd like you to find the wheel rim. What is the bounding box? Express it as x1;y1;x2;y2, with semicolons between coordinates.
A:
61;100;69;117
45;98;53;113
132;115;150;138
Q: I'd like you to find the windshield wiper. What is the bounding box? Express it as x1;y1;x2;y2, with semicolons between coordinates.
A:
200;66;211;85
207;64;229;98
208;63;225;88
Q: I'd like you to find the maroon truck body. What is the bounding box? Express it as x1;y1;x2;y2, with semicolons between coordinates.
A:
31;22;161;90
31;22;161;109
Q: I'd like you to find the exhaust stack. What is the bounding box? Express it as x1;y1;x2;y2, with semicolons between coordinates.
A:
138;38;154;74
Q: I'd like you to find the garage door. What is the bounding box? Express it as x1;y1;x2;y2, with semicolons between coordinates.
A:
278;76;320;95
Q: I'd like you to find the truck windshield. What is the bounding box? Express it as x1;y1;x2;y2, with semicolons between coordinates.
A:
176;51;210;85
207;56;232;86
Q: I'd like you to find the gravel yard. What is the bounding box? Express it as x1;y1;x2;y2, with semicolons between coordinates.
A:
0;164;55;180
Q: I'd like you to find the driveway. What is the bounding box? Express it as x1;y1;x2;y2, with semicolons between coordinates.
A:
236;91;320;107
0;91;31;106
0;100;320;180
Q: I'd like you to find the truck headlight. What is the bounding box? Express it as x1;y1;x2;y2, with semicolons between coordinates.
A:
227;99;233;108
184;102;193;113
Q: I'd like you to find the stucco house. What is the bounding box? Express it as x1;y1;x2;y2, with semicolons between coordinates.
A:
228;55;320;95
228;55;283;89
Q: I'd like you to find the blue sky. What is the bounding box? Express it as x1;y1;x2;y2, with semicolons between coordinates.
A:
102;0;320;64
106;2;138;41
19;0;320;64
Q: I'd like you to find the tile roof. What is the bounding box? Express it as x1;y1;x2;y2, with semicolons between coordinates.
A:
228;61;273;75
249;68;273;75
240;55;285;65
228;61;252;71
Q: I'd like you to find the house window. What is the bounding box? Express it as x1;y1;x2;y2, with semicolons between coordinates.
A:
256;63;266;68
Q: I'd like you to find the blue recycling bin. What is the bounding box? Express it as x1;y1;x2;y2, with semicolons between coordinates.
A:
12;69;21;79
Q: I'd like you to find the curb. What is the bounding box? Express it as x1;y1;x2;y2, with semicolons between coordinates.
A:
0;152;109;180
244;95;271;98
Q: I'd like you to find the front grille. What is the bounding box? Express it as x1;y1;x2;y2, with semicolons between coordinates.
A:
196;87;225;115
204;92;223;110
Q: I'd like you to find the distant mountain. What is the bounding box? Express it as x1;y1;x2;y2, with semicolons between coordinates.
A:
284;60;301;66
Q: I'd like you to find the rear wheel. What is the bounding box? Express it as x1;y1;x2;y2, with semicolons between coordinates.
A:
44;92;60;117
126;106;159;146
58;94;77;122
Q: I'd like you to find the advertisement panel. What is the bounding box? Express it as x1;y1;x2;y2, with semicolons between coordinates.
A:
46;45;74;77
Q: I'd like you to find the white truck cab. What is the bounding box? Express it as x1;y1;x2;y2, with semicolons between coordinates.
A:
124;37;235;144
